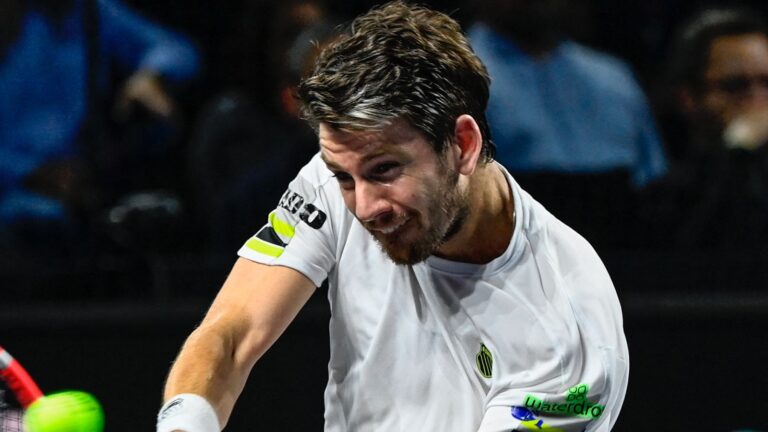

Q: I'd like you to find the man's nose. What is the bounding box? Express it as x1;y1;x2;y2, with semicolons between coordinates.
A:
354;181;390;222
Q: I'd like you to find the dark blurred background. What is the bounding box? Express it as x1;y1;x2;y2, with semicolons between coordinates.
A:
2;0;768;430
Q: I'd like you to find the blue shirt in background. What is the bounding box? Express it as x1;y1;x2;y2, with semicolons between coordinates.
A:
0;0;199;223
468;23;667;188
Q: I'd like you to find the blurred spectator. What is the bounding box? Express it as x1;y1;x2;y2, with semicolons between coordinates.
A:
0;0;199;250
467;0;668;249
188;0;338;252
641;8;768;250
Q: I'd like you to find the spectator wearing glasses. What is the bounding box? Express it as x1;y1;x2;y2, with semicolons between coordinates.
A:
640;7;768;249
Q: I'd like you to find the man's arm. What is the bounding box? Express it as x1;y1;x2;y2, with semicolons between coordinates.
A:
99;0;200;83
161;257;316;430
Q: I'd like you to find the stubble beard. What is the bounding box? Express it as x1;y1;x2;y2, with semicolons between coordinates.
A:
374;168;469;265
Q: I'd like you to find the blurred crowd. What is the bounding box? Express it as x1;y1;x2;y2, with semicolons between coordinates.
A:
2;0;768;297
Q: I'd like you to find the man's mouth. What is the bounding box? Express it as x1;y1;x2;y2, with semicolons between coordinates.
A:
371;218;409;235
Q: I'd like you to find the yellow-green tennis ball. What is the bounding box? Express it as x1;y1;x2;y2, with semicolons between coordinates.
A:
24;391;105;432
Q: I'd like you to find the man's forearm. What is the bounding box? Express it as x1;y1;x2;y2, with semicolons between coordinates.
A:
159;259;317;431
163;323;252;429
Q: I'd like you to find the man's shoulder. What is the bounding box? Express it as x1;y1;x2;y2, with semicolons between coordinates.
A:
277;153;343;225
517;188;600;263
561;42;641;92
562;42;629;71
295;152;333;181
282;153;336;199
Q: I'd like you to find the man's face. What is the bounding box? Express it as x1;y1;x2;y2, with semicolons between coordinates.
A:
698;33;768;129
319;120;469;265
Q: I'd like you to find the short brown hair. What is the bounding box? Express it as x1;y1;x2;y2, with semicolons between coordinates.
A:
298;1;495;161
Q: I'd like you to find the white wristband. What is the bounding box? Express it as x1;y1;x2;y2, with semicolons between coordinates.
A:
157;393;220;432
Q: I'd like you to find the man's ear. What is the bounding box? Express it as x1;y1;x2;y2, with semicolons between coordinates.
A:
451;114;483;176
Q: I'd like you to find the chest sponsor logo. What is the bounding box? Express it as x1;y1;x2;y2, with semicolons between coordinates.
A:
476;343;493;378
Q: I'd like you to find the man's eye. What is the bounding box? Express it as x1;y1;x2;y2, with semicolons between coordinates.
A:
373;162;400;176
333;172;354;188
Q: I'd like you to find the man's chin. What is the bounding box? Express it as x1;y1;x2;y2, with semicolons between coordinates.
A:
368;219;456;265
375;237;431;265
383;247;427;266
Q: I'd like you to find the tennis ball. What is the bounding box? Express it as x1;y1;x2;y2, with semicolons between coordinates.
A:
24;390;105;432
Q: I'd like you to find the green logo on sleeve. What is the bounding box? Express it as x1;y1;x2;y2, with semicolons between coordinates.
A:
523;383;605;419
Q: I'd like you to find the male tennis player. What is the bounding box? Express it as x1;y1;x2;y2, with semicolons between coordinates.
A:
157;2;628;431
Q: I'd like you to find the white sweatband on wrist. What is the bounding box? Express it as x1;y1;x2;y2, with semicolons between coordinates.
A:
157;393;220;432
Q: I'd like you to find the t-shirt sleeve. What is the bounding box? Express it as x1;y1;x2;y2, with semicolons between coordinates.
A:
237;154;339;287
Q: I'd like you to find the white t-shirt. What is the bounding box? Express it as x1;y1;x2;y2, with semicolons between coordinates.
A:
238;154;629;432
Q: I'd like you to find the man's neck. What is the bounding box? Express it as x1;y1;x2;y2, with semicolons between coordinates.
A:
434;163;515;264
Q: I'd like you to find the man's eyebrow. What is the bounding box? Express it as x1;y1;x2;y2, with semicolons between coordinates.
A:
320;152;343;171
360;148;392;164
320;143;403;171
